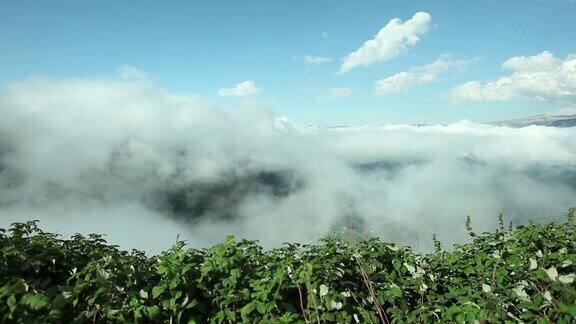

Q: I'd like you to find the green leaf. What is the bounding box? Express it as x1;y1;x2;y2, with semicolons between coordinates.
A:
48;309;62;319
11;280;28;294
185;298;199;309
152;284;167;299
241;302;256;317
145;305;161;320
52;293;69;310
7;295;17;312
22;293;50;311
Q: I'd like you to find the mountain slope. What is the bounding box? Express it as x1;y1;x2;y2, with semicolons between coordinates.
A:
491;114;576;128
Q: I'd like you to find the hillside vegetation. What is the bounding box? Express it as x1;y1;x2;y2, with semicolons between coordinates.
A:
1;209;576;323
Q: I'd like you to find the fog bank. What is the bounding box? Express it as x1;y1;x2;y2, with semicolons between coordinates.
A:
1;71;575;253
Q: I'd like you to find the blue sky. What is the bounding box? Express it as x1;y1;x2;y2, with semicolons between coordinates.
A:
1;0;575;125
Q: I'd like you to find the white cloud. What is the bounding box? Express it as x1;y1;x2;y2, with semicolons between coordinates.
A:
303;55;331;65
339;12;432;74
375;57;472;94
1;69;576;254
218;80;261;97
502;51;561;72
449;51;576;105
319;87;353;101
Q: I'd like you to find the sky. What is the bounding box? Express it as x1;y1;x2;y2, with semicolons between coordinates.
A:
1;0;575;126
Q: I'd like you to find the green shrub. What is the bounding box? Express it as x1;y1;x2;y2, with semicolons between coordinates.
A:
1;209;575;323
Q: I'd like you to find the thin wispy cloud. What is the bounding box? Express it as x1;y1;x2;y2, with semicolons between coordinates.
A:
218;80;262;97
339;12;432;74
449;51;576;105
319;87;353;101
303;55;331;65
375;57;472;94
117;65;150;81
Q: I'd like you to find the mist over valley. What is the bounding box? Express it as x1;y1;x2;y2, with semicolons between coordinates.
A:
1;74;574;253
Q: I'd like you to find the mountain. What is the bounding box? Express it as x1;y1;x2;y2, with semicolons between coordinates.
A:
490;114;576;128
306;113;576;130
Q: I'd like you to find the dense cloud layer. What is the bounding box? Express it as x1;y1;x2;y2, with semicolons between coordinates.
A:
1;71;575;253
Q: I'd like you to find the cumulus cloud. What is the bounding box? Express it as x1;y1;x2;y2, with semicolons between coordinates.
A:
303;55;331;65
1;69;575;254
319;87;353;101
449;51;576;105
375;57;472;94
339;12;432;74
502;51;561;72
218;80;261;96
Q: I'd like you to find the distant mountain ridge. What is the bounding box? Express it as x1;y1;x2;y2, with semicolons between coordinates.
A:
306;113;576;130
490;114;576;128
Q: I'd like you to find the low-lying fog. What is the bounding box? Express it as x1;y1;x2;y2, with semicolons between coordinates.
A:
1;71;575;253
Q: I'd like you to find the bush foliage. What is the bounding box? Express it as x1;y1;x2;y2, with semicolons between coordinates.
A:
1;208;575;323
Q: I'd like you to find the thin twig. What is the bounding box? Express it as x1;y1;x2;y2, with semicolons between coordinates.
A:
307;281;321;324
356;256;389;324
293;278;309;323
